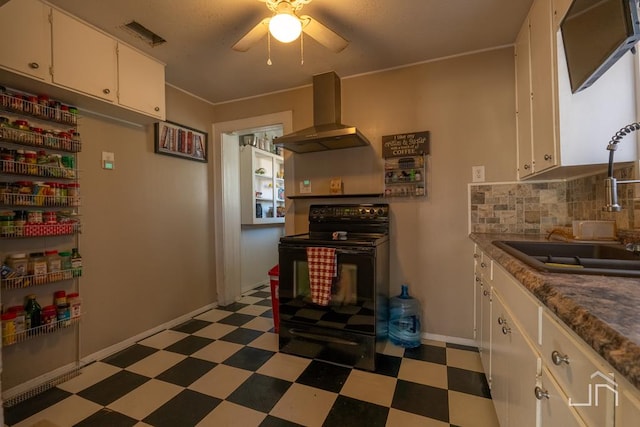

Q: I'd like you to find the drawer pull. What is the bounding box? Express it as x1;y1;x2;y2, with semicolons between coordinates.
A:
103;88;111;95
28;62;39;69
534;386;549;400
551;350;570;366
502;325;511;335
497;316;506;325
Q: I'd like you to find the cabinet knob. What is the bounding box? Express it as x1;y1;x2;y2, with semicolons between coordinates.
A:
103;88;111;95
473;253;480;259
154;106;160;112
534;386;549;400
28;62;39;69
544;154;553;161
475;276;480;282
523;164;530;170
480;262;487;268
483;289;489;297
551;350;570;365
502;325;511;335
497;316;506;325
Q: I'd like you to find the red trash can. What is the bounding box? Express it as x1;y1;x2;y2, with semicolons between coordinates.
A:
268;265;280;332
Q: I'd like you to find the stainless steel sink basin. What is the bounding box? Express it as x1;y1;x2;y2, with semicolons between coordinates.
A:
493;240;640;277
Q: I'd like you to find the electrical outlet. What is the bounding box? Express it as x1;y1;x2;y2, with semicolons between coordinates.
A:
472;165;485;183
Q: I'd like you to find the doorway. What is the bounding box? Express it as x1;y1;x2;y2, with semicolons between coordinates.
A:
211;111;293;306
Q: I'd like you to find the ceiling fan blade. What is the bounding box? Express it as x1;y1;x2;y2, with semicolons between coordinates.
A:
232;18;270;52
300;15;348;53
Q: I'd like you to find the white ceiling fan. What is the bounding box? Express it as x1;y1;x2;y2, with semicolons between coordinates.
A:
232;0;349;53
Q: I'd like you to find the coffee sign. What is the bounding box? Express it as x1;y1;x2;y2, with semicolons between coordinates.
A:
382;131;430;157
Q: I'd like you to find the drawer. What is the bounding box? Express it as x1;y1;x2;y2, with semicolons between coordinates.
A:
492;264;540;344
541;310;616;427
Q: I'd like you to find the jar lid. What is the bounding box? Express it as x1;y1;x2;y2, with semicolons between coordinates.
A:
8;253;27;259
29;252;44;257
43;305;57;312
45;250;59;256
67;292;79;298
1;312;16;320
59;251;71;256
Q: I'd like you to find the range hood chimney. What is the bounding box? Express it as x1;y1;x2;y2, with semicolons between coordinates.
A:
274;71;371;153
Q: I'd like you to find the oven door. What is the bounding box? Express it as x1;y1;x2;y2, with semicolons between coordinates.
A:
278;243;378;335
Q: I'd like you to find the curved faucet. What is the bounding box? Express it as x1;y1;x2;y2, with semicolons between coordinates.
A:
604;122;640;212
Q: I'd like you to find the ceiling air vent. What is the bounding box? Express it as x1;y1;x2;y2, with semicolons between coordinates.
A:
122;21;166;47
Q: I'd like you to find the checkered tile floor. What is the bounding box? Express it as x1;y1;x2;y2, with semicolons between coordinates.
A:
5;286;499;427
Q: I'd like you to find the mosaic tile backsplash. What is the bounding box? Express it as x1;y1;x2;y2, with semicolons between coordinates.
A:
470;166;637;235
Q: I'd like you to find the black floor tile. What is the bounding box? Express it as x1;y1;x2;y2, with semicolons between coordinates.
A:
227;373;292;413
260;309;274;318
255;299;274;307
375;353;403;378
223;346;275;371
4;387;72;426
218;302;249;312
219;327;264;345
447;366;491;398
392;379;449;423
322;395;389;427
156;357;217;387
164;335;214;355
77;370;149;406
102;344;158;368
259;415;304;427
170;319;212;334
143;389;221;427
73;408;137;427
403;343;447;365
296;360;351;393
249;291;272;299
217;312;255;326
447;342;479;352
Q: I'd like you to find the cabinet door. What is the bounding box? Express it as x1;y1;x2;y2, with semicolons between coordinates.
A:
240;146;284;225
515;18;534;178
117;43;166;119
529;0;558;173
51;9;117;102
539;366;588;427
616;378;640;427
479;281;491;375
492;291;539;427
553;0;573;28
0;0;51;81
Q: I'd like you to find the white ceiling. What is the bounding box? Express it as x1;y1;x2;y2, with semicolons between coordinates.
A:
46;0;535;104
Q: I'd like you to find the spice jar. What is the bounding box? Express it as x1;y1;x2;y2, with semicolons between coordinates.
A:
42;305;57;331
47;251;62;281
0;210;15;237
6;253;28;276
67;293;81;318
1;312;17;345
28;252;47;284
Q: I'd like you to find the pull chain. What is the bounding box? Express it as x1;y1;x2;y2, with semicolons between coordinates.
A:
267;32;272;65
300;32;304;65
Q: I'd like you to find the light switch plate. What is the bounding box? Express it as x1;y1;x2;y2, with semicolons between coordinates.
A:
300;180;312;194
102;151;115;170
472;165;485;182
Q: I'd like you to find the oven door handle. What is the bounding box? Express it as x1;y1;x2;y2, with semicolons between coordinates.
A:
281;245;374;255
289;329;359;346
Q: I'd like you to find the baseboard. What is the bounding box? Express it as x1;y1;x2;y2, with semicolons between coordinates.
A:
422;332;478;349
2;302;217;402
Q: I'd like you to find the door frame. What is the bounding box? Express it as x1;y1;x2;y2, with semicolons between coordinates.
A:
212;111;293;306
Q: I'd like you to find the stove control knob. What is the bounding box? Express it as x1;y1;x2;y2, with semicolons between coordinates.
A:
359;208;366;215
377;208;384;216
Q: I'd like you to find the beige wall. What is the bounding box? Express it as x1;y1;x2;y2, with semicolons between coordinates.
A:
214;47;518;340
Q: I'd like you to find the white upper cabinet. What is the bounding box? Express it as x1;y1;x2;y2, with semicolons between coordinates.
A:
515;0;637;180
117;43;166;120
51;9;117;102
0;0;51;81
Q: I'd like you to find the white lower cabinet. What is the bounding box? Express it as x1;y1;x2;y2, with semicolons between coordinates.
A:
473;247;640;426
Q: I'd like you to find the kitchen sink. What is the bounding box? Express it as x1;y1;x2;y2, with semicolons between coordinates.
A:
493;240;640;277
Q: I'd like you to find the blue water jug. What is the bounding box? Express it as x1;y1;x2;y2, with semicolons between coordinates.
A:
389;284;421;348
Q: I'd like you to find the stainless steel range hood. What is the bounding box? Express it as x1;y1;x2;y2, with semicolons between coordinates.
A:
274;72;371;154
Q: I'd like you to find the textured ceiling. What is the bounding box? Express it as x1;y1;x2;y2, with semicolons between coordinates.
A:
46;0;535;104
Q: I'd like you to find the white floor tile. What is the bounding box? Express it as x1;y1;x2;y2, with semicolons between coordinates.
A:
196;400;266;426
125;350;187;378
138;330;189;349
57;362;121;393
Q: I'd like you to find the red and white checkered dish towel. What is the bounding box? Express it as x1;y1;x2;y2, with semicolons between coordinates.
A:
306;247;337;306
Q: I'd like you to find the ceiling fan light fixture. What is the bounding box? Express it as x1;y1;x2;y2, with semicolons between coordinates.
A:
269;12;302;43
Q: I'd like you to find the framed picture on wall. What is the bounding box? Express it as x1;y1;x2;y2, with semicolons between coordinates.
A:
154;120;208;162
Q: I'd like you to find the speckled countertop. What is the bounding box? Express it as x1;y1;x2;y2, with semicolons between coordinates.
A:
470;233;640;391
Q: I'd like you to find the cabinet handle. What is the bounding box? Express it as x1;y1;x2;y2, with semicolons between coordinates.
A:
497;316;506;325
501;325;511;335
480;262;487;268
551;350;570;366
103;88;111;95
544;154;553;161
28;62;39;69
534;386;549;400
154;106;160;112
524;164;530;170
